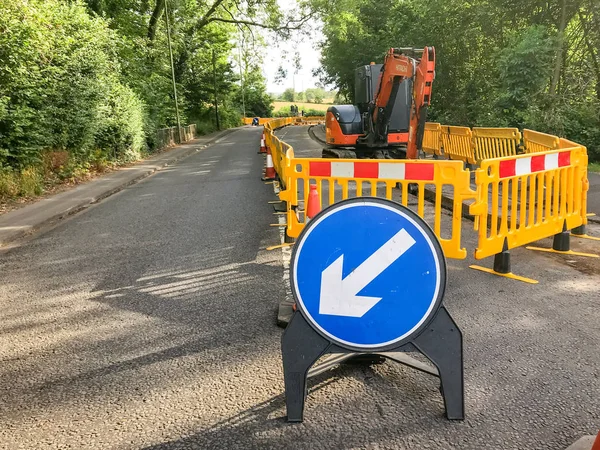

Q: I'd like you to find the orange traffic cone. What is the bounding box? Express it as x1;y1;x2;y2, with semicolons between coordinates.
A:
305;183;321;223
262;147;276;181
592;432;600;450
259;132;267;154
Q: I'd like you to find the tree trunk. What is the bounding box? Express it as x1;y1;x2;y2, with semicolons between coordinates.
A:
148;0;165;41
579;10;600;100
550;0;567;95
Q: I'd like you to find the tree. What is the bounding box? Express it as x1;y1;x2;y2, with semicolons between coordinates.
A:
282;88;296;102
310;0;600;160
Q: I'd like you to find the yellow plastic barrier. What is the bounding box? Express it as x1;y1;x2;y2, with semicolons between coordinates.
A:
422;122;443;156
523;129;560;154
262;118;594;274
278;158;476;259
559;138;590;231
243;117;274;125
469;146;588;260
440;126;476;165
264;118;294;187
245;116;324;126
473;127;521;161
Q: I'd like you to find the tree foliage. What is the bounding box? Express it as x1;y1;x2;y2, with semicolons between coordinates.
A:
0;0;314;199
0;0;146;170
312;0;600;161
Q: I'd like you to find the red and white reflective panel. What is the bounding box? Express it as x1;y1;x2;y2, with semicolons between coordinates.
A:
499;151;571;178
308;161;435;181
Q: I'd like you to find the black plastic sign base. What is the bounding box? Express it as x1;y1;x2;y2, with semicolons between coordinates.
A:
281;306;464;423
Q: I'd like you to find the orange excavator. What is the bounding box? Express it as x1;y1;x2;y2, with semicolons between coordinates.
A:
323;47;435;160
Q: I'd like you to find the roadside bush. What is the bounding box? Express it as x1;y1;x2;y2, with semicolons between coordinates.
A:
0;166;43;200
0;168;19;199
0;0;147;199
95;79;147;162
191;105;242;136
19;167;44;197
273;107;327;117
303;109;327;117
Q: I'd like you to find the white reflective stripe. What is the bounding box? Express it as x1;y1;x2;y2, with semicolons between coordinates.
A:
515;157;532;176
545;153;559;170
378;163;405;180
331;162;354;178
266;154;273;166
261;139;265;145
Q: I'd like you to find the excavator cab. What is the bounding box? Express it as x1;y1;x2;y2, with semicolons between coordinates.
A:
324;47;435;160
325;65;411;156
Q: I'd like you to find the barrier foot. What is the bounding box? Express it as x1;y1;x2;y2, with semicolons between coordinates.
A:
587;213;596;217
470;240;538;284
270;224;287;228
571;233;600;242
469;265;539;284
266;242;294;251
526;221;599;257
525;246;599;258
571;224;600;241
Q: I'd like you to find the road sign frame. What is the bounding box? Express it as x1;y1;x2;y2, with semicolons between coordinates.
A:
289;196;447;352
281;197;464;423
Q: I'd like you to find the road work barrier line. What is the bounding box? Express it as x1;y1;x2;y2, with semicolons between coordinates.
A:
440;126;476;165
468;145;595;280
523;129;560;154
422;122;443;157
278;158;476;260
259;117;596;275
473;127;521;161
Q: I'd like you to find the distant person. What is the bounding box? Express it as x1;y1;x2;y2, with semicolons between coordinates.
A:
301;110;304;117
252;117;259;126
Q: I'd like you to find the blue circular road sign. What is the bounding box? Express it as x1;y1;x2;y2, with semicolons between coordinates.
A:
290;197;446;351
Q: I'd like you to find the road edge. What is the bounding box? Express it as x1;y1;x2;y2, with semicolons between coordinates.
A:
0;127;239;249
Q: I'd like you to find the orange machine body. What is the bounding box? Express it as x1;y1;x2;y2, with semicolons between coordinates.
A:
325;111;408;146
324;47;435;159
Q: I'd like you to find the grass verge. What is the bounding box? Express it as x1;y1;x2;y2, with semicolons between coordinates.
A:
588;162;600;173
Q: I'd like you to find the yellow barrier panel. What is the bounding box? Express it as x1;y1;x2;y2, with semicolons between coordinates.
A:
473;127;521;161
523;129;560;154
469;146;587;260
243;117;274;125
559;138;589;230
264;117;294;187
423;122;443;156
440;126;476;165
263;118;593;269
245;116;324;126
278;158;476;259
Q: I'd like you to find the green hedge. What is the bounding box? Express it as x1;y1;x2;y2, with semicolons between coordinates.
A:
0;0;146;170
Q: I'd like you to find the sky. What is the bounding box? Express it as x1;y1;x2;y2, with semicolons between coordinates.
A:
261;1;329;94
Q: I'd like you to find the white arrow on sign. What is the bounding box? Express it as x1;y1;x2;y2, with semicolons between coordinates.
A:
319;228;416;318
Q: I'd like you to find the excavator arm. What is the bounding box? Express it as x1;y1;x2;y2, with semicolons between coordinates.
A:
358;47;435;159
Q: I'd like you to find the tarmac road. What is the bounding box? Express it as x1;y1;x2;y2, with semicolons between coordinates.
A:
0;125;599;449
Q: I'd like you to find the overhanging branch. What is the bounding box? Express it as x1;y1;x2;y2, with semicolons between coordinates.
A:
198;11;316;33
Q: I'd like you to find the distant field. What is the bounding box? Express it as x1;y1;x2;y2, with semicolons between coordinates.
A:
273;101;333;112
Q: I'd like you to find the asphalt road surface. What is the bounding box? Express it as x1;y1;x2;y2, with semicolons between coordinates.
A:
0;126;599;449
